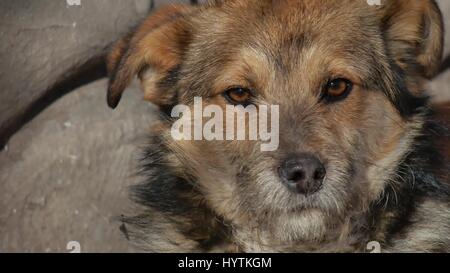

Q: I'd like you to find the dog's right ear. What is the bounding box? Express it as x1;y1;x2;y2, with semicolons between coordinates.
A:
381;0;444;79
106;5;194;109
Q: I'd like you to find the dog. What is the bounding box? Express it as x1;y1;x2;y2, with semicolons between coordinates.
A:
106;0;450;252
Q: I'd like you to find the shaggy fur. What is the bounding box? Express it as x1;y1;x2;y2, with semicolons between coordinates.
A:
107;0;450;252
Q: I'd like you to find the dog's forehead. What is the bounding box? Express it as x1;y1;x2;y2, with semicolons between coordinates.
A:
193;0;381;80
215;0;376;26
203;0;380;57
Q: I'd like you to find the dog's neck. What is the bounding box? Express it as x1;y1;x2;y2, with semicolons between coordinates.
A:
367;117;450;247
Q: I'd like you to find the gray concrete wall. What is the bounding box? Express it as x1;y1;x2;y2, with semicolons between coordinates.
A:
0;0;197;148
0;79;152;252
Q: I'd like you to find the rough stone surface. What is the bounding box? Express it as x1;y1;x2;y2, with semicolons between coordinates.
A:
428;1;450;102
0;79;156;252
429;69;450;103
0;0;195;147
437;0;450;58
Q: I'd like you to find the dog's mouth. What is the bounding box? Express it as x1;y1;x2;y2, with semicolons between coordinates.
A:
249;174;327;212
262;164;352;213
235;156;353;213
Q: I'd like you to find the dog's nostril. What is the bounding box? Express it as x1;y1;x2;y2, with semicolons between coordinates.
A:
289;170;305;182
279;154;326;195
314;167;326;181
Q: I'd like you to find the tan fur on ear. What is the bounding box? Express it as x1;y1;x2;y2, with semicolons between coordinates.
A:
107;5;194;109
382;0;443;79
107;35;132;77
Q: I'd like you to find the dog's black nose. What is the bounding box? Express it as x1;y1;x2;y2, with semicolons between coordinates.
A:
279;154;326;195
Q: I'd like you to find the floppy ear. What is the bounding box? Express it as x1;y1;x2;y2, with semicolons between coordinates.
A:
107;5;194;109
381;0;443;79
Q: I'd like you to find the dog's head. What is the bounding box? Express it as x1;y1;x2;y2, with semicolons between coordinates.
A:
107;0;443;247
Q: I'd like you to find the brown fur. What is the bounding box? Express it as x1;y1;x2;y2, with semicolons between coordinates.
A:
107;0;450;252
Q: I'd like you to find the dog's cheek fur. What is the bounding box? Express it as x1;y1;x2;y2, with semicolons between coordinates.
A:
364;108;450;251
120;128;237;252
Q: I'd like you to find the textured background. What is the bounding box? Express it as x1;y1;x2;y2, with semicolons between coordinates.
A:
0;0;449;252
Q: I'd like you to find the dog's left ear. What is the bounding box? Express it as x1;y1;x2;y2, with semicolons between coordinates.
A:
107;5;194;109
382;0;443;79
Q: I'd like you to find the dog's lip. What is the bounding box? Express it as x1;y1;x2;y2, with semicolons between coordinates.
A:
288;183;323;198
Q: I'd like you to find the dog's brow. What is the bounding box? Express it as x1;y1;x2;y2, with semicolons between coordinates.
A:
271;33;311;73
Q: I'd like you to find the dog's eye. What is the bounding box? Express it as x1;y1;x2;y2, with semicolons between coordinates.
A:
223;87;253;106
323;78;353;101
